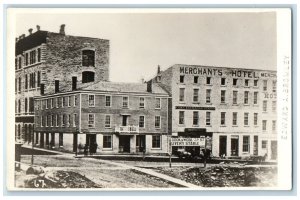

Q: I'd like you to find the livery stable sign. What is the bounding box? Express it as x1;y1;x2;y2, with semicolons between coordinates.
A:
171;137;205;147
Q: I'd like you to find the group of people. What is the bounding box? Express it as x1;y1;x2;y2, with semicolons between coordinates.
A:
81;142;98;156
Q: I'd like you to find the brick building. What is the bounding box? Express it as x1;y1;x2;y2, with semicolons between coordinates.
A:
34;81;169;154
151;64;277;160
15;25;109;143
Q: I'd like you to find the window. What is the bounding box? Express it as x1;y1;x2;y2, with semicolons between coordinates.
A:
73;114;77;127
62;115;66;127
29;97;34;113
105;115;111;128
155;98;161;109
37;48;41;62
254;92;258;105
62;97;65;107
46;99;49;109
206;77;211;85
56;115;59;127
56;97;59;108
82;71;95;83
254;79;258;87
272;80;277;93
68;96;71;107
152;135;161;148
122;96;129;108
41;116;44;127
233;78;238;86
103;135;112;148
221;78;226;86
46;115;49;127
193;111;199;126
193;89;199;102
233;91;238;104
263;80;268;91
89;95;95;107
206;89;211;103
18;57;22;69
263;100;267;112
242;136;250;152
25;53;28;66
82;50;95;67
254;113;258;126
179;88;185;102
194;76;199;84
244;91;249;104
139;97;145;108
272;101;276;112
18;99;21;113
221;90;226;103
74;96;78;107
37;71;41;87
155;116;161;129
232;112;237;126
18;77;21;92
262;120;267;131
30;50;36;65
206;112;211;126
59;133;63;147
262;140;268;149
15;78;17;93
139;116;145;128
272;120;276;131
50;115;54;127
105;96;111;107
179;111;184;125
245;79;249;87
156;76;161;82
15;58;17;70
88;114;95;128
50;98;54;108
68;114;71;127
221;112;226;125
25;74;28;89
25;98;28;113
244;112;249;126
179;75;184;83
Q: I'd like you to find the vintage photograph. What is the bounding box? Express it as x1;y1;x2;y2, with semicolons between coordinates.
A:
7;8;292;190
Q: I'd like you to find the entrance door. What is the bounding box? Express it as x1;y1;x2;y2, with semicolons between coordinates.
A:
231;137;239;156
136;135;146;152
219;136;227;157
271;141;277;160
86;134;97;153
119;135;131;153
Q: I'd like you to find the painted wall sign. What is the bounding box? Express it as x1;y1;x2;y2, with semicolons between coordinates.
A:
175;106;215;110
171;137;205;147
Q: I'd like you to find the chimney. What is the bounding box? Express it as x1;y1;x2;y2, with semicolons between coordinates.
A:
59;24;65;35
28;28;33;35
157;65;161;74
147;80;152;93
36;25;40;31
15;37;18;42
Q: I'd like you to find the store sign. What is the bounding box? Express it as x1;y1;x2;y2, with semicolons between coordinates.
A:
171;137;205;147
175;106;215;110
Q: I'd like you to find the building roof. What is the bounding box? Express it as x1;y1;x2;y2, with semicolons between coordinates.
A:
79;81;169;95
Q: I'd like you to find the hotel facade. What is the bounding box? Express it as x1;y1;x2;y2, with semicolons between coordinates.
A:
151;64;277;160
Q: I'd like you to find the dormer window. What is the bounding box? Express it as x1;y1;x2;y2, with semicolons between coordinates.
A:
82;50;95;67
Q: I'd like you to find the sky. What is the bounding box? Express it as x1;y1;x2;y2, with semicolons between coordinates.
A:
14;9;277;83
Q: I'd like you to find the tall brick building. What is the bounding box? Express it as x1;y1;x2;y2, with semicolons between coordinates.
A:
15;25;109;143
151;64;277;160
34;81;169;154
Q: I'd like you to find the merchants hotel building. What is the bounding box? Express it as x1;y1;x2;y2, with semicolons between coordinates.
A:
15;25;277;160
151;64;277;160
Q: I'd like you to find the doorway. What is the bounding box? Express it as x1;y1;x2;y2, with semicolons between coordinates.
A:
231;136;239;156
136;135;146;152
219;136;227;157
119;135;131;153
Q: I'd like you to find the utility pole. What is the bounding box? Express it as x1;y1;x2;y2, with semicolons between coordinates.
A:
31;131;34;165
169;135;172;168
203;136;207;168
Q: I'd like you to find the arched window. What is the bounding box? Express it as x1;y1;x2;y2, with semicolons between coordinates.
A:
82;50;95;67
82;71;95;83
